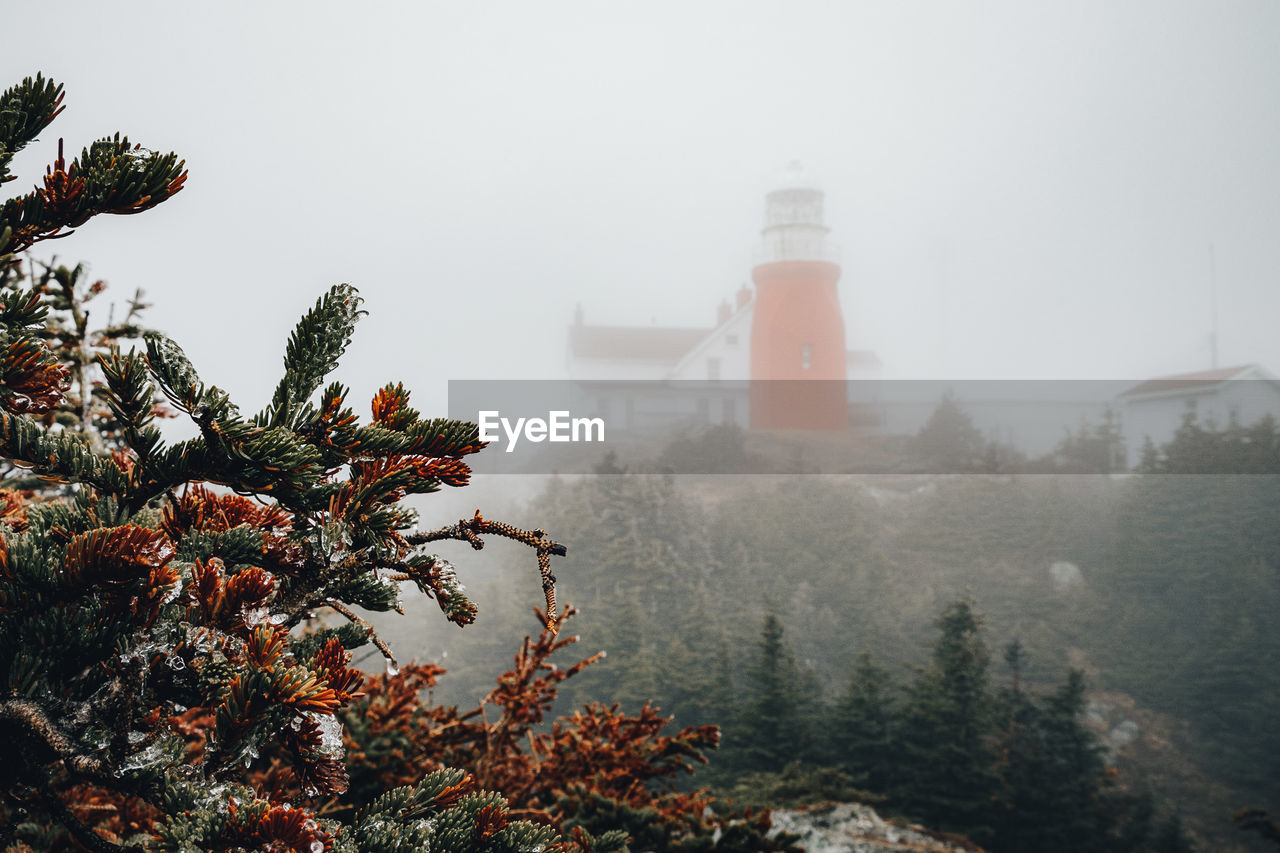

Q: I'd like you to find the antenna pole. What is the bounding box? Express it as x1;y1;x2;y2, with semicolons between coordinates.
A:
1209;243;1219;369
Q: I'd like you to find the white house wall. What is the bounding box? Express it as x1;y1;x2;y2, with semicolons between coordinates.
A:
668;304;754;381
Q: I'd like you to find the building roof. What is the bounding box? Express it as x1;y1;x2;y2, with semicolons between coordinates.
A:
847;349;882;367
568;324;712;361
1120;365;1257;398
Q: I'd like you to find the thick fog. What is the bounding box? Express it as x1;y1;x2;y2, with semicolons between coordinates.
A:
5;2;1280;420
8;12;1280;847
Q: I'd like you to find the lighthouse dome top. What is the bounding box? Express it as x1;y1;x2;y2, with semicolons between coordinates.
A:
763;160;828;231
770;159;822;193
759;161;834;262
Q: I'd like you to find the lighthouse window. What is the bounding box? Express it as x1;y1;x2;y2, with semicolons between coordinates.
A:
801;344;812;370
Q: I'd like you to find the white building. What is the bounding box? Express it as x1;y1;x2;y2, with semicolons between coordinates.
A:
1119;364;1280;463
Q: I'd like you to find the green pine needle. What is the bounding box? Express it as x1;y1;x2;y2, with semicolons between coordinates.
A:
266;283;365;429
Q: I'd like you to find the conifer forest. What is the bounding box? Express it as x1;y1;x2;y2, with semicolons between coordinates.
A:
3;72;1280;853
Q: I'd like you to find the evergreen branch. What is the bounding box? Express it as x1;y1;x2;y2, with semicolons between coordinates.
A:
182;415;329;507
198;415;323;477
61;524;175;590
142;338;342;500
400;417;487;458
0;74;64;184
123;438;212;510
0;281;49;329
143;333;213;414
308;418;485;464
331;570;402;612
264;283;364;428
173;525;267;565
326;423;408;458
397;554;477;626
97;349;162;458
0;333;71;414
74;134;187;216
370;382;419;430
0;411;128;492
0;137;186;255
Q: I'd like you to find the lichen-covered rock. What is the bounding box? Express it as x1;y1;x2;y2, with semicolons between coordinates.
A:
768;802;982;853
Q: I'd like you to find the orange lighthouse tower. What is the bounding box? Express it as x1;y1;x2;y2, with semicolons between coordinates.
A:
749;162;848;430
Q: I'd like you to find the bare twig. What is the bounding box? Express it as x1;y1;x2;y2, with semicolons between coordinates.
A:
326;599;396;667
408;511;567;632
0;697;109;778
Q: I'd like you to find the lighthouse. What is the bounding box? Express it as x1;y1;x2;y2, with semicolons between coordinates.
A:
749;161;849;430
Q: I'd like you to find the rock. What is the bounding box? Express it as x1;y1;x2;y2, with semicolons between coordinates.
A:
1085;697;1141;762
768;801;982;853
1108;719;1140;749
1049;560;1083;590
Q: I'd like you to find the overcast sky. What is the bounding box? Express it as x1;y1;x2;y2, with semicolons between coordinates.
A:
5;2;1280;416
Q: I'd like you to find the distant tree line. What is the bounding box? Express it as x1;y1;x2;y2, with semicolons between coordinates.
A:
911;395;1128;474
718;600;1196;853
911;395;1280;475
1137;410;1280;474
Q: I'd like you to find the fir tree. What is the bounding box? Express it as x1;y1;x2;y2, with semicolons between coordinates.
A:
912;393;986;473
990;640;1046;852
1050;407;1126;473
892;599;999;842
991;659;1113;853
0;73;595;853
829;652;893;792
1035;670;1110;847
733;612;809;773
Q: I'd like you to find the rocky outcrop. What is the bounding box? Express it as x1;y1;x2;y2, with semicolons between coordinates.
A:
768;802;982;853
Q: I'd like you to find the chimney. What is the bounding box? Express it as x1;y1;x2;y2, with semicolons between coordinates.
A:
736;284;752;310
717;299;732;325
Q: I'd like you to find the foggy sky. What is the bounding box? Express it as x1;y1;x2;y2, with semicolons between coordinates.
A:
5;1;1280;417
